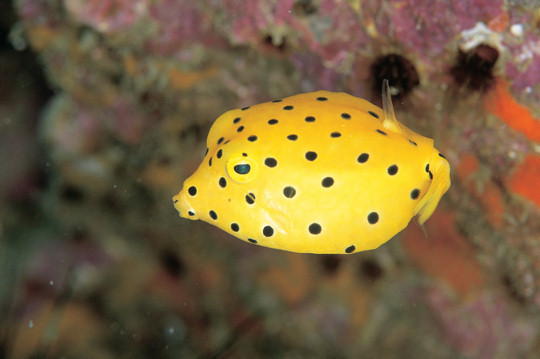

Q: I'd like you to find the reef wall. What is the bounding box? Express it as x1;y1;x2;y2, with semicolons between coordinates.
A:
2;0;540;357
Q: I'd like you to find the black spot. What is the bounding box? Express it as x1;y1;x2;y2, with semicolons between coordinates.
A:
209;210;218;220
247;135;258;142
224;140;230;144
387;165;398;175
234;164;251;174
426;164;433;180
263;226;274;237
316;96;327;101
345;245;356;254
309;223;322;235
245;193;255;204
283;105;294;110
188;186;197;196
248;238;258;243
264;157;277;167
450;44;499;92
233;117;241;124
322;177;334;187
242;153;248;157
409;139;417;146
367;212;379;224
368;111;379;119
219;177;227;188
272;99;282;103
305;116;316;122
205;147;209;155
371;54;420;100
237;125;245;132
241;106;250;111
188;210;195;216
341;113;351;120
283;186;296;198
208;157;213;166
217;149;223;158
357;153;369;163
287;134;298;141
439;153;446;159
410;189;420;200
305;151;317;161
376;129;387;135
231;223;240;232
268;119;278;125
174;199;178;203
330;132;341;138
320;255;342;275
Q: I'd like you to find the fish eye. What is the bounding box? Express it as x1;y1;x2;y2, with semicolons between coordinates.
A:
233;163;251;174
226;154;259;183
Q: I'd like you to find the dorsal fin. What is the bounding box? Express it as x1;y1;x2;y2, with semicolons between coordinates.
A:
381;79;402;134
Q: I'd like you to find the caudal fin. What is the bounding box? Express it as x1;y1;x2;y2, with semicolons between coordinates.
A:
414;152;451;224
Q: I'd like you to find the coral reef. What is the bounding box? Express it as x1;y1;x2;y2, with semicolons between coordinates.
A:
1;0;539;357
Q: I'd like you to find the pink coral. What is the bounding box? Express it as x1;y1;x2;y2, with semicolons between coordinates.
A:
427;288;534;359
145;0;225;56
378;0;504;58
17;0;60;26
65;0;148;33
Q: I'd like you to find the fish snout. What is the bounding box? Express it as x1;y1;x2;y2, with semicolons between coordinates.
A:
172;189;198;220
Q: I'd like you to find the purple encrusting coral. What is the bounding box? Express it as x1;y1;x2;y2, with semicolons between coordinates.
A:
426;288;535;359
378;0;504;57
3;0;540;357
211;0;369;69
145;0;226;56
505;31;540;92
65;0;148;33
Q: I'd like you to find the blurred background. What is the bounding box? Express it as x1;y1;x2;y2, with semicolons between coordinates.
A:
1;0;539;358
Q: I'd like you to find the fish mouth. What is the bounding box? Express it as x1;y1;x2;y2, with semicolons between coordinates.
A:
172;190;198;219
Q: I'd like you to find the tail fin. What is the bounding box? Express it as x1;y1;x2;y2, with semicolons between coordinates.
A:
414;151;451;224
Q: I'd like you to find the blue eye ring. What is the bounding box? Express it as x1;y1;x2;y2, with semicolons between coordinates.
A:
233;163;251;175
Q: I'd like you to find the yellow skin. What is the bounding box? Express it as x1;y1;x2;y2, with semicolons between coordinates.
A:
173;83;450;254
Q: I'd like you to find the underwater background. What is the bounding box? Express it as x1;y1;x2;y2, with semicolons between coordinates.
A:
1;0;540;358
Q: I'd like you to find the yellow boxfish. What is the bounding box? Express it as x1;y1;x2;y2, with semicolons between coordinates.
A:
173;81;450;254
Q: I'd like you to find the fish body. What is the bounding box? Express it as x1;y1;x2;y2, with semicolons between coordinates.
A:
173;83;450;254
